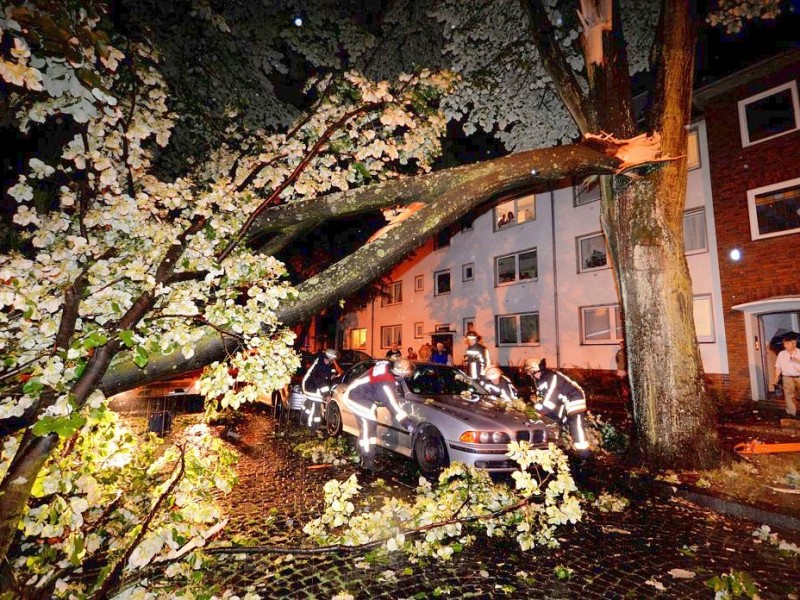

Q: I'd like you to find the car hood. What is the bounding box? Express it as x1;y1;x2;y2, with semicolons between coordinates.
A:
409;394;551;430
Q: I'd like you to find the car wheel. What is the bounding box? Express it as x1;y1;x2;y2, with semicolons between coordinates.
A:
413;426;449;479
326;402;343;437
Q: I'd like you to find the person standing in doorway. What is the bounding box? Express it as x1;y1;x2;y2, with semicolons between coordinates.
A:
431;342;452;365
772;331;800;417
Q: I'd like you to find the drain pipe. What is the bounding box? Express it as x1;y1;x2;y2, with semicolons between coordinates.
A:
549;187;561;369
370;296;376;357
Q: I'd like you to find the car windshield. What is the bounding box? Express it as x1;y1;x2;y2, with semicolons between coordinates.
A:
405;364;488;396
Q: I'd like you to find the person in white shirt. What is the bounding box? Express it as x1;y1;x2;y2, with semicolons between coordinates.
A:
771;331;800;417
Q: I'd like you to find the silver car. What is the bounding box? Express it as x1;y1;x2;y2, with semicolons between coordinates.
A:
325;361;559;476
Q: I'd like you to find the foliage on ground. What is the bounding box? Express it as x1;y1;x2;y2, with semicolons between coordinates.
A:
304;442;581;560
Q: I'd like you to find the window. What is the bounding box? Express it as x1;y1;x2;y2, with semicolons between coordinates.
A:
414;322;424;339
351;328;367;350
462;262;475;282
434;227;451;250
573;175;601;206
747;176;800;240
463;317;475;336
381;281;403;306
495;248;537;285
577;233;608;272
683;208;707;254
494;194;536;230
496;313;540;346
738;81;800;147
414;274;424;292
580;305;623;344
687;128;701;170
381;325;402;348
693;295;715;343
434;270;451;295
461;216;474;232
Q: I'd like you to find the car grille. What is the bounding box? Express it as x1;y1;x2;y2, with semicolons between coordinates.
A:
516;430;545;444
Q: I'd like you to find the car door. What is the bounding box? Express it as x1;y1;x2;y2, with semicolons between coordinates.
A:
336;361;373;434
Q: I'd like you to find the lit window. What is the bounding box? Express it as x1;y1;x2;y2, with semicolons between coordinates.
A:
683;208;707;254
495;248;537;286
687;128;701;170
577;233;608;272
496;313;540;346
494;194;536;230
573;176;601;206
462;263;475;282
351;328;367;350
747;176;800;240
580;305;623;344
381;281;403;306
693;295;715;343
738;81;800;147
381;325;402;348
434;270;451;295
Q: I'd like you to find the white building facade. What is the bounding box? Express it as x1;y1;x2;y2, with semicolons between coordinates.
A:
339;121;729;376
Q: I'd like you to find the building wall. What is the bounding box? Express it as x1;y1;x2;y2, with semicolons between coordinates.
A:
702;58;800;401
339;120;728;379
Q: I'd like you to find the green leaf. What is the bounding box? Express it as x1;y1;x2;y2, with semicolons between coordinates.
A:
353;162;371;180
119;330;136;348
23;378;44;395
452;542;463;553
74;360;86;379
32;414;86;438
134;346;149;368
83;331;108;350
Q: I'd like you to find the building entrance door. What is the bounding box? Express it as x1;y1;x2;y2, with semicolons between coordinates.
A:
758;311;800;404
431;333;454;364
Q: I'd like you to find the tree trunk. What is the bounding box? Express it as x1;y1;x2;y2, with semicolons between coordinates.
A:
602;173;720;469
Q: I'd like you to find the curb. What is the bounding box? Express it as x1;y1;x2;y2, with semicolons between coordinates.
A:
650;480;800;535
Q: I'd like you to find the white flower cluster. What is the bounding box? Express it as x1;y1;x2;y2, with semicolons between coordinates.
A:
706;0;781;33
303;443;582;559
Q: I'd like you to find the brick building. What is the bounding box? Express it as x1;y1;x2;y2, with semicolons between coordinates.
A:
694;49;800;404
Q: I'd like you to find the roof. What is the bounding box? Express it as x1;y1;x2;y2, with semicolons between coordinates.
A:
693;48;800;110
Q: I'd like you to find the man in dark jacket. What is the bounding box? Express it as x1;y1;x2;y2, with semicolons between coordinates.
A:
343;359;415;469
523;357;590;458
301;348;340;430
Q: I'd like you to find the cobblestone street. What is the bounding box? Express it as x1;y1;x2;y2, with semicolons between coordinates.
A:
207;410;800;599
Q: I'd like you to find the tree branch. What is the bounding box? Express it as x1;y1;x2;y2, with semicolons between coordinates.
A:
520;0;592;134
92;445;186;600
99;142;622;397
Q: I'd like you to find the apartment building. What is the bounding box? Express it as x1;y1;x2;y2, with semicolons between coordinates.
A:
694;50;800;403
338;119;729;381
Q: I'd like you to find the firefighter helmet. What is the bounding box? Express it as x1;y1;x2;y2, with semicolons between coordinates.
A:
391;358;414;378
523;357;544;374
324;348;340;361
484;366;503;381
465;330;479;340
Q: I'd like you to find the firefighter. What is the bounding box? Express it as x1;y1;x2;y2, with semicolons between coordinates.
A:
301;348;341;430
523;357;591;458
480;366;518;403
464;330;491;379
343;358;416;470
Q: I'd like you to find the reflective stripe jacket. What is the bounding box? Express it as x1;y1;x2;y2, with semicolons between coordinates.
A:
346;361;409;422
480;375;518;402
534;370;587;416
302;353;335;397
464;343;491;378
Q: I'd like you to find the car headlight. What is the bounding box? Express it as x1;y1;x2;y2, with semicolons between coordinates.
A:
459;431;511;444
